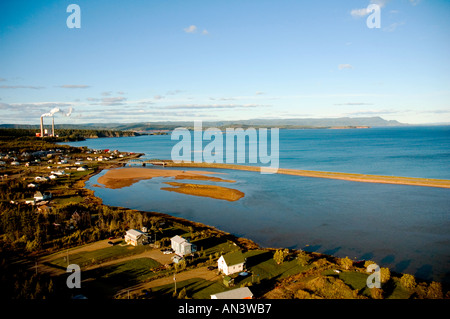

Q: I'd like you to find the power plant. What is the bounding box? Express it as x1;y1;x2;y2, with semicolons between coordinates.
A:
36;116;56;138
36;107;72;137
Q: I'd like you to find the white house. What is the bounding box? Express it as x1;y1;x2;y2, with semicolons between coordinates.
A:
34;191;52;202
211;287;253;299
217;251;245;276
124;229;148;246
170;235;196;256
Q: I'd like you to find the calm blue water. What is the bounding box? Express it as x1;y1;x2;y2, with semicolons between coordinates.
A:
64;126;450;282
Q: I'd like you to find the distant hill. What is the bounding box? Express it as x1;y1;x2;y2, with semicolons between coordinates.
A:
0;117;405;131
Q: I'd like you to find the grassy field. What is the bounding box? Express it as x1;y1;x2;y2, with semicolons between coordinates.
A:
322;269;412;299
150;277;228;299
243;250;308;282
47;241;151;269
81;257;163;298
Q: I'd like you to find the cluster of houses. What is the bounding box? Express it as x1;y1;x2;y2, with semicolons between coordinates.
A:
123;228;253;299
85;149;126;162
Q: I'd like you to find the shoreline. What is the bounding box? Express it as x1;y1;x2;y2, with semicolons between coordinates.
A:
152;161;450;189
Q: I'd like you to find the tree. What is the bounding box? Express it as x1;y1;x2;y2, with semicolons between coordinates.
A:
370;287;383;299
297;251;311;267
273;250;285;265
400;274;416;290
426;281;443;299
339;256;353;270
380;267;390;284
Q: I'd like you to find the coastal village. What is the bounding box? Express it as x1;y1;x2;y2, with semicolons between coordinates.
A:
0;132;448;300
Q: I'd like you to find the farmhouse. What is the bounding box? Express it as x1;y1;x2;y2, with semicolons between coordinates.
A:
217;251;245;275
125;229;148;246
210;287;253;299
170;235;196;256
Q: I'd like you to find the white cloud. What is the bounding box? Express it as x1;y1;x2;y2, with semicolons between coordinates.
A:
350;8;371;17
0;85;45;89
350;0;389;17
184;25;197;33
202;29;209;35
100;97;127;105
87;96;127;106
58;84;90;89
164;103;268;110
383;21;405;32
334;102;373;106
338;64;353;70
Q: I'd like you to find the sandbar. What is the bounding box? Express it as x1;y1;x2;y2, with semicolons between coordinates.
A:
156;161;450;189
96;167;235;189
161;182;245;201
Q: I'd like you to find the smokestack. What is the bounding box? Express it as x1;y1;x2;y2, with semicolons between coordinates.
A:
52;116;55;137
40;117;44;138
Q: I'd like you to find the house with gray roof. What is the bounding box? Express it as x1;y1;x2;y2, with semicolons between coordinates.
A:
171;235;196;256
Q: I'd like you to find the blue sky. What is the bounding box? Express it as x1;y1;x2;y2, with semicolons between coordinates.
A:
0;0;449;124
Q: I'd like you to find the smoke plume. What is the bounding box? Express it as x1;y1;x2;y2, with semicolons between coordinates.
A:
41;106;73;117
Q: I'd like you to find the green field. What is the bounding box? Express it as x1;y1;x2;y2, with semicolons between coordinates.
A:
80;257;163;298
47;242;151;269
150;277;228;299
243;250;308;282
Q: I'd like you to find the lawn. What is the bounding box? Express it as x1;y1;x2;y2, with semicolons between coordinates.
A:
321;269;413;299
243;250;308;283
192;237;239;257
151;277;228;299
48;242;151;269
81;257;163;298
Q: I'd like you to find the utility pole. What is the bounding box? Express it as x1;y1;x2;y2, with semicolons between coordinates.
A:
174;273;177;295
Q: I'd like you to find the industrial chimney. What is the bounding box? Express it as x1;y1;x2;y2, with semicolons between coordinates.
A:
52;116;55;137
40;116;44;138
